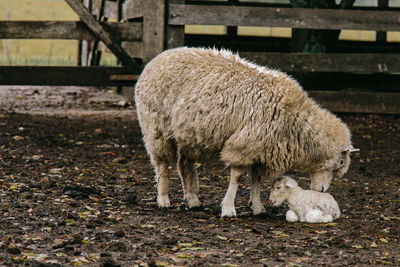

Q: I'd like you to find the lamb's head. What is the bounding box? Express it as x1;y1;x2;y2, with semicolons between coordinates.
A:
269;176;298;206
310;145;359;192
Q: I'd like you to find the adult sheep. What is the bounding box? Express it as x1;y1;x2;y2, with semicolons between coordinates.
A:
135;47;357;217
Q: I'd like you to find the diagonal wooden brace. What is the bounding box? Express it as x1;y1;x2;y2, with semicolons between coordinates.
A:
65;0;142;73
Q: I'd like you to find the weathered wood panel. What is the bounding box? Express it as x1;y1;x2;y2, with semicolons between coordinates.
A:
167;0;185;49
309;91;400;114
142;0;165;64
0;66;138;86
0;21;142;41
123;0;143;21
169;4;400;31
122;41;143;58
239;52;400;73
65;0;141;72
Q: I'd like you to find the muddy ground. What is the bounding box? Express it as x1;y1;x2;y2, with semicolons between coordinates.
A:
0;86;399;266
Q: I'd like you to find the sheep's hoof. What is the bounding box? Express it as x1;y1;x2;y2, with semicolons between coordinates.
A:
251;204;266;216
221;205;237;218
185;194;201;209
157;195;171;208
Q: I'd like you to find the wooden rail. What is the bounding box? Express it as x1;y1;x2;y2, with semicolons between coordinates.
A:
239;52;400;73
169;4;400;31
0;21;142;41
309;91;400;114
0;66;137;86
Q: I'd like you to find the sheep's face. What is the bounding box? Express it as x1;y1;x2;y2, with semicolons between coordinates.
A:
269;177;297;206
311;148;355;192
333;150;351;179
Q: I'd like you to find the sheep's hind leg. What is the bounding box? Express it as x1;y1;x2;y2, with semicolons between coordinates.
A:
154;160;171;208
221;166;247;217
249;165;266;215
177;151;200;209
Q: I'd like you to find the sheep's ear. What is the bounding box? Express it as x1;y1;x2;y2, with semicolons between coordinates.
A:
285;178;297;188
345;145;359;153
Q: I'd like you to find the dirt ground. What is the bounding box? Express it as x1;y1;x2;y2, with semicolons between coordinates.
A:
0;86;399;266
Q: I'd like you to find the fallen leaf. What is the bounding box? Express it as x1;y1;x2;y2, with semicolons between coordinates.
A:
379;238;389;243
178;243;193;247
50;168;63;174
155;261;169;266
64;219;75;226
12;135;24;141
217;235;228;241
141;224;155;228
370;241;378;248
177;254;193;259
271;231;282;235
181;247;204;251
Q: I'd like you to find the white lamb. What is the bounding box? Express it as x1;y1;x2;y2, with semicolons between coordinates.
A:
135;47;357;218
269;176;340;223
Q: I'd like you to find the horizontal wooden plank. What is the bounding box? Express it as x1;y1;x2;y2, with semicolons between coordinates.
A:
239;52;400;73
309;91;400;114
1;67;399;114
0;66;139;86
169;4;400;31
0;21;142;41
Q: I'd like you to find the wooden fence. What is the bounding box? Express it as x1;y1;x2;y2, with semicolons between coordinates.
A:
1;0;400;113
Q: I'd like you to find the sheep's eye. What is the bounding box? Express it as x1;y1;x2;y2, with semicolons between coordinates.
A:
338;159;344;168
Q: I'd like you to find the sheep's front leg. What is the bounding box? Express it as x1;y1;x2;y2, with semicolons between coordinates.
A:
221;166;246;217
249;165;266;215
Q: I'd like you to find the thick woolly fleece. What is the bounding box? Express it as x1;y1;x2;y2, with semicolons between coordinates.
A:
136;47;351;174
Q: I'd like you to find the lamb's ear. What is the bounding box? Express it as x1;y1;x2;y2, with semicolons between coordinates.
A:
284;178;297;188
345;145;359;153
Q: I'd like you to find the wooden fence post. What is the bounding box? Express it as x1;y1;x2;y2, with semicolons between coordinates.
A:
377;0;388;42
167;0;185;49
142;0;166;64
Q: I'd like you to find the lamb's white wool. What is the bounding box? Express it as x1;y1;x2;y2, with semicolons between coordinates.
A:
269;176;340;223
135;47;354;217
285;210;299;222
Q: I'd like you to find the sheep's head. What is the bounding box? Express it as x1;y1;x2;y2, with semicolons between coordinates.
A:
311;145;359;192
269;176;298;206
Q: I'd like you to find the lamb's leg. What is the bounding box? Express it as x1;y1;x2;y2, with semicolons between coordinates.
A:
286;210;299;222
221;166;246;217
177;151;200;209
320;214;334;223
249;165;266;215
305;209;328;223
154;161;170;208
